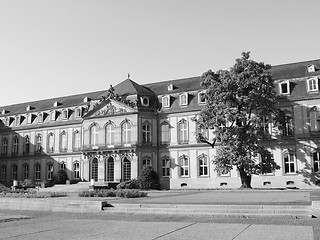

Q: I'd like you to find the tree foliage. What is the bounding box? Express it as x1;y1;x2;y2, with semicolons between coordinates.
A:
195;52;280;188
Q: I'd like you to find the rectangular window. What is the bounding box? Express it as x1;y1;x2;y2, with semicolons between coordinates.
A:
162;157;171;177
279;82;290;95
179;155;189;177
0;166;6;181
35;164;41;180
198;91;206;104
307;78;318;92
313;152;320;172
284;153;296;174
179;93;188;106
161;123;170;144
162;96;170;108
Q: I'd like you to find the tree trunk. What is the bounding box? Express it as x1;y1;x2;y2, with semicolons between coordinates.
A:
238;167;252;189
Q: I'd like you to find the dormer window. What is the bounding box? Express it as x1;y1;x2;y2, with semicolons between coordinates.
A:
75;108;82;118
53;101;60;107
279;81;290;95
51;110;56;121
307;77;319;92
179;93;188;106
162;95;170;108
1;109;7;115
15;116;20;126
307;65;316;73
26;106;32;111
140;97;149;107
198;91;206;104
26;114;33;124
38;113;43;123
83;97;90;103
167;84;174;91
62;109;68;120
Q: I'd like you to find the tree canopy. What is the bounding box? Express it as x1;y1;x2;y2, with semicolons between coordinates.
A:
195;52;280;188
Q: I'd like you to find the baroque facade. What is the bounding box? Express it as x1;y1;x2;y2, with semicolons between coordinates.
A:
1;59;320;189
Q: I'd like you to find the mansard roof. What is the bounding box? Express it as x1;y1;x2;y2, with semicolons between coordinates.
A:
1;58;320;116
270;59;320;80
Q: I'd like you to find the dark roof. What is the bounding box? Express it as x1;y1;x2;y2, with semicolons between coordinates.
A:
143;76;202;95
0;90;106;116
114;79;154;96
270;59;320;80
1;58;320;116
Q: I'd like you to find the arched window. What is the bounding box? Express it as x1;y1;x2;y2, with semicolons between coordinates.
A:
179;154;189;177
73;161;80;179
47;163;54;180
47;133;54;153
0;165;6;181
90;125;99;147
12;136;19;155
23;163;29;180
105;122;115;146
11;164;17;180
160;122;170;144
142;156;151;168
35;163;41;180
122;157;131;181
60;131;68;152
2;137;8;155
178;119;189;144
62;109;68;120
73;130;81;151
198;154;209;176
121;121;131;145
161;156;171;177
106;157;114;181
38;112;43;123
35;134;42;154
24;135;30;154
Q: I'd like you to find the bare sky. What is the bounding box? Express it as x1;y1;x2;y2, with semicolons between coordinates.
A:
1;0;319;106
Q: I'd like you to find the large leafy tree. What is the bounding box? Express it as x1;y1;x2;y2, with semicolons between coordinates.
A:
196;52;280;188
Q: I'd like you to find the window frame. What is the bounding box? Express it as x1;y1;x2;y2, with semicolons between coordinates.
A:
35;163;41;180
313;152;320;172
105;122;115;146
179;154;189;177
121;121;132;146
12;136;19;155
160;121;171;145
60;131;68;152
162;95;170;108
161;156;171;177
142;121;152;144
198;91;207;104
279;81;290;95
178;119;189;144
283;151;296;175
179;93;188;106
198;154;209;177
307;77;319;92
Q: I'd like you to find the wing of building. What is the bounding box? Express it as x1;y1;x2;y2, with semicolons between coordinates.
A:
1;59;320;189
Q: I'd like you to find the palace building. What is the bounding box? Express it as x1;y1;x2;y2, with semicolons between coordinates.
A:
1;58;320;189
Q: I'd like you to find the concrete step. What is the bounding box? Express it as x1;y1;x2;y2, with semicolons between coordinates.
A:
103;203;313;219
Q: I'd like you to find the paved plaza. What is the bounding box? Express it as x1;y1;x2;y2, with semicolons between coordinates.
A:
0;189;320;239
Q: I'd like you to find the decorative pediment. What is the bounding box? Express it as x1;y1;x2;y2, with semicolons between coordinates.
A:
86;99;137;117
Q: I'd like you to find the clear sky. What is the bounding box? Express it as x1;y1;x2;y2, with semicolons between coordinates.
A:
1;0;320;106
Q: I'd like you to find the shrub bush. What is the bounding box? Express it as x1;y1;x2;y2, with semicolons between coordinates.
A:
138;166;160;190
116;179;140;189
79;189;147;198
51;170;69;185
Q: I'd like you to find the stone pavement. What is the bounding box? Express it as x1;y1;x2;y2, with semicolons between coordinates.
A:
0;189;319;239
